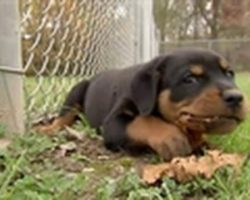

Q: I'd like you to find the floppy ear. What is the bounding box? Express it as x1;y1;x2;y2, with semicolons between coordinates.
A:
130;56;167;115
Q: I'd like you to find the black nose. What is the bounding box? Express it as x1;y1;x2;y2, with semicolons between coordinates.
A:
223;90;243;108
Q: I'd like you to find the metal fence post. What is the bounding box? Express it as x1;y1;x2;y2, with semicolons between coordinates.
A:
134;0;158;64
0;0;24;133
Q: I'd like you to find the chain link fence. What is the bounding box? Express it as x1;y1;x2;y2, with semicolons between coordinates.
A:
160;39;250;71
20;0;158;124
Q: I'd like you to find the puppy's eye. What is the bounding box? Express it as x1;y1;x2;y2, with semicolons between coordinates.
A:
225;70;234;78
182;74;199;84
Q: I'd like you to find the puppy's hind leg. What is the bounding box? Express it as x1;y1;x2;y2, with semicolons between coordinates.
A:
34;80;89;135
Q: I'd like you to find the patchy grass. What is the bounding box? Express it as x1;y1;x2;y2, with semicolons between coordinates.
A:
0;72;249;200
24;76;85;120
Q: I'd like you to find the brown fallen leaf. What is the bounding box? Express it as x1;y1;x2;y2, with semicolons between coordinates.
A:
0;138;12;150
142;150;247;184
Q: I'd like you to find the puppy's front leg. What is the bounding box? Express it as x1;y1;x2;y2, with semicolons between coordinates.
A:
127;116;192;161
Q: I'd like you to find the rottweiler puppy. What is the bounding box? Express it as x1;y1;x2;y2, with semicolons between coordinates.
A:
36;48;248;160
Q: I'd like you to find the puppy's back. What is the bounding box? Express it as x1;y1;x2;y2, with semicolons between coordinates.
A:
84;68;133;127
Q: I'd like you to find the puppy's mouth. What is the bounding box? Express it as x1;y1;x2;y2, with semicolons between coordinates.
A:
180;112;242;124
178;112;243;133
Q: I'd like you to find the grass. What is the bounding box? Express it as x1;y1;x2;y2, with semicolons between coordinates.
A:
24;75;84;120
0;72;250;200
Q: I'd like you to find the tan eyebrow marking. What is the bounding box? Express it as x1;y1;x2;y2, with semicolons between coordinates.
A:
189;65;204;76
219;58;229;70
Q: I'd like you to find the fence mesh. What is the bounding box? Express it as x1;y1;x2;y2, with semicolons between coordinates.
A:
21;0;151;122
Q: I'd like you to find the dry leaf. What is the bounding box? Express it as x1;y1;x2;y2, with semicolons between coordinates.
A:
142;150;247;184
142;164;169;184
0;139;11;150
65;126;85;141
97;155;110;160
59;142;77;156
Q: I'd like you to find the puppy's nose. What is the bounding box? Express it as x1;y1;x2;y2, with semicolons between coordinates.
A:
223;90;243;108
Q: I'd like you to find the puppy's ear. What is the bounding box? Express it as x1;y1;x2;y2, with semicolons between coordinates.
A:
130;56;166;115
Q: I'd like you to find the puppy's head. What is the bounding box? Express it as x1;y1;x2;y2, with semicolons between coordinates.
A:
156;48;248;134
130;48;247;135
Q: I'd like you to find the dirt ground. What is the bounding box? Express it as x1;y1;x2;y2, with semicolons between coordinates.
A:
32;129;156;199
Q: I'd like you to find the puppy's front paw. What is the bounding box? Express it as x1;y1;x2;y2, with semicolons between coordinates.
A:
152;130;192;161
127;116;193;161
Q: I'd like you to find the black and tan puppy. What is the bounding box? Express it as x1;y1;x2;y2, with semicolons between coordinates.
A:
36;48;248;160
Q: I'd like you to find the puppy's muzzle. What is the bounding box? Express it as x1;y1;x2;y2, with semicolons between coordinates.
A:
222;89;243;109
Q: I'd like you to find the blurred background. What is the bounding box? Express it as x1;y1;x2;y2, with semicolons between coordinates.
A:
155;0;250;71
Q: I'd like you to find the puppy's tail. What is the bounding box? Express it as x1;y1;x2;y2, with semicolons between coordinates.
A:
35;80;90;135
